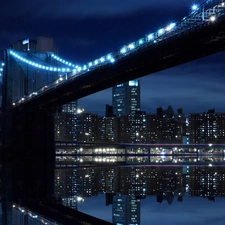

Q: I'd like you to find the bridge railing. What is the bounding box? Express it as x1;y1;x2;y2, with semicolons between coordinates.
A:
11;0;225;107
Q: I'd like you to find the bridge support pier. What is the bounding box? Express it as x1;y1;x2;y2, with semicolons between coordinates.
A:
12;108;55;202
1;108;55;224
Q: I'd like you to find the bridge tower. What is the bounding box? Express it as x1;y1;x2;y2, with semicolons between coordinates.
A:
1;37;58;224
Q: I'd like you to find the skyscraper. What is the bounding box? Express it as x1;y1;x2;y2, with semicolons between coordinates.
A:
112;80;140;117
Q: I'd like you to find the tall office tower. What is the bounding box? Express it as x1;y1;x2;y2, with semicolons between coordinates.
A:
188;109;225;144
112;194;140;225
112;80;140;117
55;101;78;141
11;36;57;52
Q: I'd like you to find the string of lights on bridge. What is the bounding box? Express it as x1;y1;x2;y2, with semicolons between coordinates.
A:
9;0;225;106
0;63;4;77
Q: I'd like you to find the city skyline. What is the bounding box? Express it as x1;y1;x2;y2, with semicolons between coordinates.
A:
1;0;225;115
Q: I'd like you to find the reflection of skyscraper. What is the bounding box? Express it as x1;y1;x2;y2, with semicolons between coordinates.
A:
112;194;140;225
112;80;140;117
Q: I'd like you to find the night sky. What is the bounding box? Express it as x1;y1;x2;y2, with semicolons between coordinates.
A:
1;0;225;115
79;194;225;225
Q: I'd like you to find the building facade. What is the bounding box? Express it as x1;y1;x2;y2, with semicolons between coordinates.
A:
112;80;140;117
55;101;78;141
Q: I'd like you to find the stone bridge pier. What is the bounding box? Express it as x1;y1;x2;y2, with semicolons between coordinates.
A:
1;107;55;224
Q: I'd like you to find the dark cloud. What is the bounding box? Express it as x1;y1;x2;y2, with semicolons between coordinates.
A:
1;0;186;20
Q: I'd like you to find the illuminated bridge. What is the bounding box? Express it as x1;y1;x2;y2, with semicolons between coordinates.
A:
1;0;225;224
2;0;225;110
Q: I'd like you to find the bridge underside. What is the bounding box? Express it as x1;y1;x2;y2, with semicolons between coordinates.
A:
20;15;225;110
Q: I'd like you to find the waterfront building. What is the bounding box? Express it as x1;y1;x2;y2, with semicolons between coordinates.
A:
188;109;225;144
74;111;98;142
55;101;78;141
146;107;186;143
118;111;147;143
98;116;119;143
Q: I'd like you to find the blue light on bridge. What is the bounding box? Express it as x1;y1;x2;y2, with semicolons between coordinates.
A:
10;51;72;72
110;58;115;63
139;39;144;45
107;54;112;60
120;47;127;54
51;53;77;68
191;4;198;11
147;34;154;40
158;28;164;35
128;43;135;50
166;23;176;31
209;15;216;22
